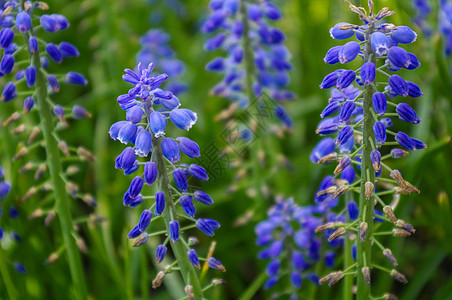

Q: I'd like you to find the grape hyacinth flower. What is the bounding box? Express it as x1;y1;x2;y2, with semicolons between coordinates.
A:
111;62;222;298
0;3;91;298
204;0;294;123
255;197;343;296
440;0;452;56
137;29;187;94
314;1;425;298
202;0;295;206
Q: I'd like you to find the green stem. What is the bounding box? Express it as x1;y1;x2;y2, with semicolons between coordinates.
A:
152;136;203;299
356;20;377;300
23;25;88;300
240;0;265;210
0;248;18;300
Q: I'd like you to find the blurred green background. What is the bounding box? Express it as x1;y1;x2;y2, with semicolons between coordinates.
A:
0;0;451;299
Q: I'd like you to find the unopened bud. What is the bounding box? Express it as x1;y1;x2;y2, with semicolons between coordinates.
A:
360;222;368;243
29;208;44;219
390;269;408;284
315;222;335;233
188;236;199;246
365;182;374;200
36;2;50;10
12;124;26;135
317;186;337;197
328;271;344;286
185;285;194;300
77;147;95;161
45;210;56;226
22;186;37;202
13;147;28;161
319;273;334;285
2;5;13;16
212;278;226;286
362;266;371;284
82;194;97;207
383;249;398;267
383;206;397;224
152;271;166;289
20;162;33;173
393;228;411;237
383;293;399;300
34;163;47;180
58;141;70;157
66;165;80;175
66;182;79;198
28;127;41;144
395;220;415;233
376;7;395;19
328;227;346;242
333;185;348;198
132;234;150;247
76;238;87;254
318;153;338;164
45;252;59;265
3;112;20;126
390;170;420;194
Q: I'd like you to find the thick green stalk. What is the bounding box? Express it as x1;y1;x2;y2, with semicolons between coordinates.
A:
0;248;17;300
152;136;203;299
24;33;88;300
356;22;377;300
240;0;265;208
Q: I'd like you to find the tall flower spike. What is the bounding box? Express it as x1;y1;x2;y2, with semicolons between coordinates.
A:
0;4;90;298
203;0;295;211
255;197;342;296
111;62;221;298
314;2;425;298
137;29;187;94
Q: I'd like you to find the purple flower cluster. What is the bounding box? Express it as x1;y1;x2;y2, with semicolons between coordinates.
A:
313;2;424;292
203;0;293;127
255;197;341;296
137;29;187;95
0;2;88;116
412;0;432;37
440;0;452;55
0;166;25;274
110;62;223;274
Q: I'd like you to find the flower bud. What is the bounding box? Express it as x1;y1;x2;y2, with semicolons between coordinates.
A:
185;285;194;300
389;75;408;97
149;111;166;137
383;248;398;267
329;22;355;39
152;271;165;289
396;103;421;124
360;62;376;85
339;100;356;122
187;249;201;269
154;192;165;215
337;126;354;146
392;26;417;44
180;195;196;218
383;206;397;224
373;121;387;144
173;168;188;192
315;222;336;233
390;269;408;284
370;150;381;173
179;136;204;158
207;257;226;272
328;227;346;242
334;156;351;174
362;266;371;284
191;191;213;207
324;46;342;64
138;210;152;232
161;138;180;163
169;220;179;242
135;131;152;157
338;41;360;64
387;46;410;68
336;70;356;89
360;222;368;242
371;32;390;56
